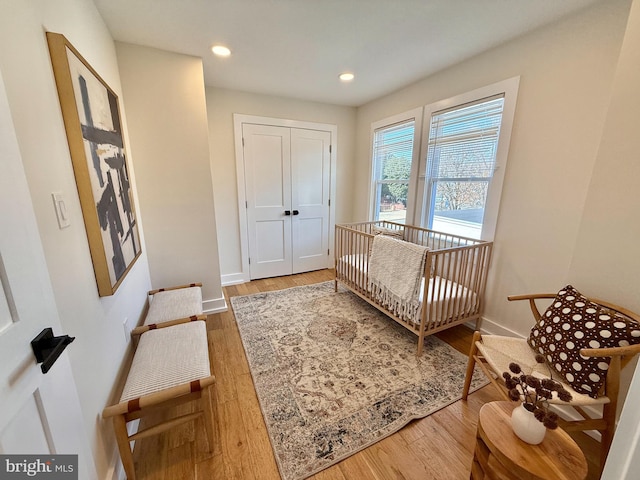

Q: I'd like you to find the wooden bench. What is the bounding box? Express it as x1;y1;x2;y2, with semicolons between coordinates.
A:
103;284;215;480
131;282;205;335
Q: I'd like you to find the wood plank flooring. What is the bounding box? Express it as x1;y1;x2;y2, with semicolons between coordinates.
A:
131;269;601;479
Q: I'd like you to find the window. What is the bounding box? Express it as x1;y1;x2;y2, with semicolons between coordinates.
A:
370;108;422;224
368;78;519;240
423;95;505;239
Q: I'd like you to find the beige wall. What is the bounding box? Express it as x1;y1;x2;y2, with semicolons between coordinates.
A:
583;2;640;474
0;0;153;477
568;1;640;314
568;0;640;436
355;0;633;336
116;43;224;311
206;87;357;281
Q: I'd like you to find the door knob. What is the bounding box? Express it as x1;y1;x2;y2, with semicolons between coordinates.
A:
284;210;291;215
293;210;299;215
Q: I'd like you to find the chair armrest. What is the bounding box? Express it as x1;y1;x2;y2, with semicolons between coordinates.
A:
580;343;640;358
509;292;640;323
507;293;557;301
131;315;207;336
148;282;202;296
507;293;556;322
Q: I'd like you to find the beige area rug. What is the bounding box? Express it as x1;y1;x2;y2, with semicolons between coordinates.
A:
231;281;488;480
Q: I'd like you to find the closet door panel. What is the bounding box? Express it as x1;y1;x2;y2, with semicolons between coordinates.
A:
296;216;325;257
243;124;292;279
291;128;330;273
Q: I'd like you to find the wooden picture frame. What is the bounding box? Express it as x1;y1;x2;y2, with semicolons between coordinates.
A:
47;32;141;296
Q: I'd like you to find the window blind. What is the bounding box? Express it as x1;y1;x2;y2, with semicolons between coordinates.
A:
373;119;415;181
426;95;505;181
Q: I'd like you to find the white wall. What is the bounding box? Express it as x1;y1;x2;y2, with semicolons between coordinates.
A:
354;0;633;336
206;87;357;282
116;43;225;312
568;2;640;314
0;0;152;477
588;2;640;473
569;0;640;447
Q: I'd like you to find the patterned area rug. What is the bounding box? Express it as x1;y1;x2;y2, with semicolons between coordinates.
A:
231;281;487;480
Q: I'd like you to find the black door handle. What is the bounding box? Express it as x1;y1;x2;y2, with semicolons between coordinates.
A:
31;328;75;374
293;210;299;215
284;210;291;215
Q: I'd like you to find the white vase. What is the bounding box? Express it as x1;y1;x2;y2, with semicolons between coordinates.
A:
510;403;547;445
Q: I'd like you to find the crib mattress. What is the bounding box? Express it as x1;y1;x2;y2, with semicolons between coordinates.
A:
337;254;478;325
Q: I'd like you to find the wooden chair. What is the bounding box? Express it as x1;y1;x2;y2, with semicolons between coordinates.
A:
462;290;640;469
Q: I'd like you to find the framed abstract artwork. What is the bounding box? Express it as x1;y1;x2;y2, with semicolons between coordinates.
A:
47;32;141;296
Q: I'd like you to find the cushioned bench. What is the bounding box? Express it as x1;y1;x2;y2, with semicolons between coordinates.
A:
131;283;205;335
103;283;213;479
103;320;215;480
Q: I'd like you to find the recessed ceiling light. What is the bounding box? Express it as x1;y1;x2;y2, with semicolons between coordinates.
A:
211;45;231;57
339;72;355;82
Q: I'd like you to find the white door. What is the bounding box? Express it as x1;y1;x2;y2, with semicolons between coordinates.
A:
0;71;96;478
291;128;330;273
243;124;331;280
243;124;293;279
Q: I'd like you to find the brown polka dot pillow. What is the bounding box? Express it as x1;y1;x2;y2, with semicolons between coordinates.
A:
528;285;640;398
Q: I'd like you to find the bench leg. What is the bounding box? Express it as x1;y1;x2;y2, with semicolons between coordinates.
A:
202;387;215;453
113;415;136;480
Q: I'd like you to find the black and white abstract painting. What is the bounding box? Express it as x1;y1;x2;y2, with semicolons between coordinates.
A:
48;33;141;296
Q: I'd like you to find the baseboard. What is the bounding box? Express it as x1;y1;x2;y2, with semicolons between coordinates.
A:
551;405;602;441
221;272;248;286
203;295;228;314
105;458;123;480
476;315;525;337
109;455;126;480
104;454;117;480
105;418;139;480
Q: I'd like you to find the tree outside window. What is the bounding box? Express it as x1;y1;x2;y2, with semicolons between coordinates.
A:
372;119;415;223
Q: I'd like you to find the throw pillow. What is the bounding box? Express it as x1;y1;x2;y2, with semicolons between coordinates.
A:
528;285;640;398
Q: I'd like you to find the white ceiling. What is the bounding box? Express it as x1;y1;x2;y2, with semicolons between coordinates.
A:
93;0;602;107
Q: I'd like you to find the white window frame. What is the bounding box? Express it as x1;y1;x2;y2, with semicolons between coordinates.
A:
369;107;423;223
413;77;520;240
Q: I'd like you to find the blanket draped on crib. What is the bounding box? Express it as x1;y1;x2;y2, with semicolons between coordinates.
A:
368;235;428;323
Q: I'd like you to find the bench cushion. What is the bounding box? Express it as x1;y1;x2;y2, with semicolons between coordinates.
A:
144;287;203;326
120;321;210;402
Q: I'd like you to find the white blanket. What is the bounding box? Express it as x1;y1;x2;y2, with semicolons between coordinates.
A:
367;235;428;323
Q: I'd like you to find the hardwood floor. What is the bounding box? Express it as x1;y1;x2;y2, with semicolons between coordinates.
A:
131;270;601;479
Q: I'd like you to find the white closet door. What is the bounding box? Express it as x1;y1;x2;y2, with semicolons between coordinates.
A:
243;124;293;279
291;128;331;273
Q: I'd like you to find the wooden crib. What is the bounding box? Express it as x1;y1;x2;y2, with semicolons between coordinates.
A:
335;221;493;356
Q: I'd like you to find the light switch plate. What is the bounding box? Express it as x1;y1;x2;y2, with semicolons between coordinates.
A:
52;192;71;229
